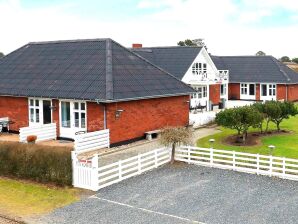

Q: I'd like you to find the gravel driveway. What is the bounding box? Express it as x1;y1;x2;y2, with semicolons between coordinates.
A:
38;163;298;224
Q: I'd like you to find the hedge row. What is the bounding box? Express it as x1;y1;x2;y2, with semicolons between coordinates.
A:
0;142;72;186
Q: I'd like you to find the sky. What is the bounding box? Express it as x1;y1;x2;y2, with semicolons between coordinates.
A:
0;0;297;58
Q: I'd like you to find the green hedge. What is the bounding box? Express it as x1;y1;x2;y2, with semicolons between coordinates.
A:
0;142;72;186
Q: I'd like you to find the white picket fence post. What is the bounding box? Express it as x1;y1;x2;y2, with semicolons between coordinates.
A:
91;154;99;191
232;151;236;170
282;157;286;178
269;155;273;177
71;151;77;186
256;154;260;175
210;148;214;166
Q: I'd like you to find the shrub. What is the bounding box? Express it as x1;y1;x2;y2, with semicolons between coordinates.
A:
27;135;37;143
0;142;72;186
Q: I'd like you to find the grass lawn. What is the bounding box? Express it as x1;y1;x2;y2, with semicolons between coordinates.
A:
197;114;298;159
0;177;82;218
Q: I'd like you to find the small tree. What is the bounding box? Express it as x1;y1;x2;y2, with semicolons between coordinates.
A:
216;106;263;143
280;56;291;62
159;127;192;164
292;58;298;64
269;101;298;131
177;39;198;47
256;51;266;56
0;52;4;58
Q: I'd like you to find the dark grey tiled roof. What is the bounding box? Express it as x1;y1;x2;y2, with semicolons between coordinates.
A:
211;55;298;84
0;39;194;102
132;46;203;80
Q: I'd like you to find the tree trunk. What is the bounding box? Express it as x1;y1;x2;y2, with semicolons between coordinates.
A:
242;132;246;143
265;119;270;133
171;143;176;164
277;122;281;132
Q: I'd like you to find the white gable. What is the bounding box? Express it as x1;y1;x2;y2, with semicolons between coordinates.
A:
182;47;220;84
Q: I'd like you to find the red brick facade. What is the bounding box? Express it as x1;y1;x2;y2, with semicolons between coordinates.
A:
209;84;220;104
0;95;190;145
0;96;29;131
106;96;190;144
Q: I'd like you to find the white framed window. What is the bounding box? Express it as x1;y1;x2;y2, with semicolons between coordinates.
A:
269;84;276;96
192;86;207;99
203;86;207;97
73;102;86;129
220;84;227;96
29;99;41;124
241;84;248;95
192;62;207;75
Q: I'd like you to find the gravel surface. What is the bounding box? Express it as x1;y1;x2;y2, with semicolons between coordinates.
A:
39;164;298;224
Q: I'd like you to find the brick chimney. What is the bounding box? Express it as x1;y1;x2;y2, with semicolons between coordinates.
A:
132;43;142;48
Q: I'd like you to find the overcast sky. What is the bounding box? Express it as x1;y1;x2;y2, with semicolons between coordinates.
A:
0;0;297;58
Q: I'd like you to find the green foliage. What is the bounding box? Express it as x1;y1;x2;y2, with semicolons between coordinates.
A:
256;51;266;56
0;142;72;186
292;58;298;64
177;39;198;47
280;56;291;62
215;106;263;142
269;101;298;131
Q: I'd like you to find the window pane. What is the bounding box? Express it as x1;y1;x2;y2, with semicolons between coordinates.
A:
262;85;267;96
35;100;39;107
30;108;34;122
36;109;39;123
81;103;85;111
81;113;86;128
249;84;255;95
74;112;79;127
30;99;34;106
61;102;70;128
74;102;79;110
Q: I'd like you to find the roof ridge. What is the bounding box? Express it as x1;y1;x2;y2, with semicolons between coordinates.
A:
111;40;195;90
270;56;291;82
29;38;111;45
105;39;113;100
212;55;274;58
132;46;202;49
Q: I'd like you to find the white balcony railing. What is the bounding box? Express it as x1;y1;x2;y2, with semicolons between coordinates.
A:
191;70;229;82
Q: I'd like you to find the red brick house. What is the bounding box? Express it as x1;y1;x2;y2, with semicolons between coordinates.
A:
211;55;298;103
0;39;193;145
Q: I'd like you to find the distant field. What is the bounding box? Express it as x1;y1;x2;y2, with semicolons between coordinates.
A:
287;64;298;72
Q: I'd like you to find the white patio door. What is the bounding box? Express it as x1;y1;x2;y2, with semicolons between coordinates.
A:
60;101;87;139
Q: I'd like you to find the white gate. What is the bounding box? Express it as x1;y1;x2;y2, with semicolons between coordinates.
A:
72;147;170;191
176;146;298;181
74;129;110;154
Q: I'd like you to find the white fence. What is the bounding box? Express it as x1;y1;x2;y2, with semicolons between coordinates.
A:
189;111;216;128
74;129;110;154
19;123;57;142
72;147;170;191
226;100;256;109
176;146;298;181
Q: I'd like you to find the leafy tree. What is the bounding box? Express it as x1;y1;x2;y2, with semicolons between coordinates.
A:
269;101;298;131
216;106;263;143
256;51;266;56
0;52;4;58
159;127;192;164
177;39;198;47
252;102;267;133
280;56;291;62
292;58;298;64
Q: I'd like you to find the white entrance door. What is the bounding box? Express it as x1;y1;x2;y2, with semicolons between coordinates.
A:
60;101;87;139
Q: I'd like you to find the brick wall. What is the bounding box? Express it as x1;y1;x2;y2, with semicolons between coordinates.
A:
87;102;105;132
106;95;190;144
228;83;240;100
277;84;287;101
52;99;60;136
287;84;298;101
256;84;260;100
209;84;220;104
0;96;28;131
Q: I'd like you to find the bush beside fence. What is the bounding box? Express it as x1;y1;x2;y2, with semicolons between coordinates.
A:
0;142;72;186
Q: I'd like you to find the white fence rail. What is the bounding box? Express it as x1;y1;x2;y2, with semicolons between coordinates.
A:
19;123;57;142
72;147;170;191
189;111;216;128
74;129;110;154
176;146;298;181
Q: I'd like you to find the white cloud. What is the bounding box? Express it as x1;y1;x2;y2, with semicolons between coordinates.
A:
0;0;297;58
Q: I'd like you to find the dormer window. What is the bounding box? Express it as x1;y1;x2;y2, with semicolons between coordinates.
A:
192;62;207;75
